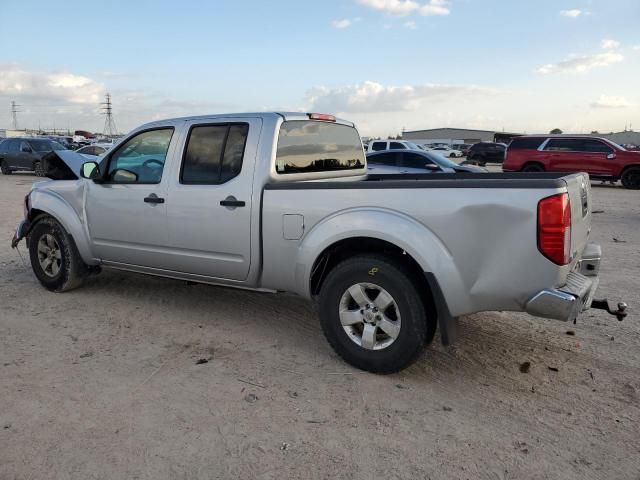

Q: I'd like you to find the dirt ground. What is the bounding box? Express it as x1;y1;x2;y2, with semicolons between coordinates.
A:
0;173;638;480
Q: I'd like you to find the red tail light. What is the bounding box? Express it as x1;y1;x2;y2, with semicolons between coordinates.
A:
537;193;571;265
308;113;336;122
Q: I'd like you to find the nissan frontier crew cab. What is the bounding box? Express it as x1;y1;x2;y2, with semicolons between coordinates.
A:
11;112;626;373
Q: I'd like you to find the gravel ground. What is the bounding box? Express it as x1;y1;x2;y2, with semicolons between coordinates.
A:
0;173;638;480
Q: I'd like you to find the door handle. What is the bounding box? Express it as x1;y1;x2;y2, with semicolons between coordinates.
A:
144;194;165;204
220;196;245;208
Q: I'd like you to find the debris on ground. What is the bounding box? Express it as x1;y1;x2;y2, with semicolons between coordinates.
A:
612;237;626;243
592;210;605;214
244;393;258;404
281;442;290;451
566;330;576;336
548;366;559;372
519;361;531;373
79;352;93;358
195;358;209;365
442;406;453;412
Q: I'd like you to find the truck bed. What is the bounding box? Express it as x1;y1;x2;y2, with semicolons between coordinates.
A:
264;172;575;190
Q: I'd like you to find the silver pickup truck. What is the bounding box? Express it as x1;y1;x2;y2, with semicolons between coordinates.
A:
11;112;626;373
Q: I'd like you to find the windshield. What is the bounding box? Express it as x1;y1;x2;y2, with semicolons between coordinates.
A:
29;139;64;152
605;139;626;151
426;152;459;168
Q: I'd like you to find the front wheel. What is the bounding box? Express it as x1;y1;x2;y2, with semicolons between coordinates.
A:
522;163;545;172
0;160;11;175
318;255;436;373
28;217;89;292
621;167;640;190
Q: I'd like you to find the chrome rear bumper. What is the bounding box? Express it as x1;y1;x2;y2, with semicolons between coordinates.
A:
526;243;601;323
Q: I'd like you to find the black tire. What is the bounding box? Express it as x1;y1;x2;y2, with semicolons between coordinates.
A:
0;160;11;175
620;167;640;190
522;163;545;172
33;160;45;177
28;217;89;292
318;254;436;373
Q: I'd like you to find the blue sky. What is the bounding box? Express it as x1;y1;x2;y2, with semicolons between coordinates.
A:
1;0;638;136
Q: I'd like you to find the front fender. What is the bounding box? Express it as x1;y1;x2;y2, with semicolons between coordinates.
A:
28;187;96;265
295;208;471;315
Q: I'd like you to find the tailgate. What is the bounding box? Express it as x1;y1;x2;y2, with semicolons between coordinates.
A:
563;173;592;263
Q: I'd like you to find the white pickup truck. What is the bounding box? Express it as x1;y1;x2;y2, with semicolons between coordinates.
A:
11;112;626;373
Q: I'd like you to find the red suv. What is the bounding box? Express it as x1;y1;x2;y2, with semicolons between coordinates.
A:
503;136;640;189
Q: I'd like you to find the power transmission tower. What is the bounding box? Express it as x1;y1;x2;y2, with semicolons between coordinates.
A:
101;93;118;136
11;101;22;130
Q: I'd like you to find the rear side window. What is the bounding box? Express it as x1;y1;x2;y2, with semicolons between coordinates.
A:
371;141;386;151
509;137;545;150
275;121;365;174
8;140;19;153
389;142;405;150
181;123;249;184
544;139;583;152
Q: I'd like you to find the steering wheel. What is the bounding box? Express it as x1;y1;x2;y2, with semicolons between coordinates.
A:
142;159;164;168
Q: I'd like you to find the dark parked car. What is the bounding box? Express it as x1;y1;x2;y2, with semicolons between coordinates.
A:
465;142;507;165
366;150;487;174
0;138;66;176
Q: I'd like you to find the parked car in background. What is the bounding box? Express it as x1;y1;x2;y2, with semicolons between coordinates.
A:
10;112;617;373
503;135;640;189
367;139;423;152
466;142;507;165
0;137;66;176
76;144;112;159
453;144;472;156
367;150;486;174
428;146;463;158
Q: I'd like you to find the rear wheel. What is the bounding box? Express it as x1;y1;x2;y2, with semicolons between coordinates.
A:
33;160;45;177
621;167;640;190
522;163;545;172
28;217;89;292
318;254;436;373
0;160;11;175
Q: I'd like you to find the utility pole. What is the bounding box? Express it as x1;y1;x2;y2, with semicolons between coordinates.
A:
11;101;22;130
101;93;118;137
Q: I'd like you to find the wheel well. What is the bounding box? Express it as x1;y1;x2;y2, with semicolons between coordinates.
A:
310;237;437;318
621;164;640;175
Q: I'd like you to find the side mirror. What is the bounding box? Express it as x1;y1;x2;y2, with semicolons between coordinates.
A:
607;153;616;160
424;164;440;171
80;161;99;179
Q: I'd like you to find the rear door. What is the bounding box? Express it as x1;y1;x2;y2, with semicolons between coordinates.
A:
164;117;262;280
543;138;581;172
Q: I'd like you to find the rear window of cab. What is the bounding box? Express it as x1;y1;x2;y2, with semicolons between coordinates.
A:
275;121;365;174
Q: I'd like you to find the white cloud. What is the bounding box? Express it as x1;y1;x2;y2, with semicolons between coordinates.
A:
356;0;450;16
306;80;500;114
0;63;104;104
560;9;582;17
332;18;352;28
536;51;624;74
601;38;620;50
404;20;417;29
590;95;631;109
631;45;640;51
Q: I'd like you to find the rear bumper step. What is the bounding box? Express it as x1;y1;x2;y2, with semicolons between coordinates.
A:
526;271;597;322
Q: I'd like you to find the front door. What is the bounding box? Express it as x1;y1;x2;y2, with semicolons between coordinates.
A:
164;117;262;281
85;127;178;268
